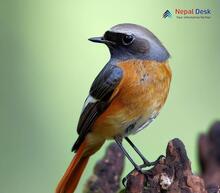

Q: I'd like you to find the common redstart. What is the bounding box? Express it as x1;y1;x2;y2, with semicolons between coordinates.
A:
56;23;172;193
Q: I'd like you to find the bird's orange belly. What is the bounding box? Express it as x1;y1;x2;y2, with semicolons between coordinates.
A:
92;59;171;138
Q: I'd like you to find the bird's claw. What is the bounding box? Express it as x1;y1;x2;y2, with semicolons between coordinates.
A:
141;154;165;167
122;155;165;187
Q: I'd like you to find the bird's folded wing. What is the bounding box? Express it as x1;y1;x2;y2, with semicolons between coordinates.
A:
72;64;123;152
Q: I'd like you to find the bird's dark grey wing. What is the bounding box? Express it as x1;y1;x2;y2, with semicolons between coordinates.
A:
72;64;123;152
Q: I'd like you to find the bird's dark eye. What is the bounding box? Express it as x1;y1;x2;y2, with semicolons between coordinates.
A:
122;35;134;45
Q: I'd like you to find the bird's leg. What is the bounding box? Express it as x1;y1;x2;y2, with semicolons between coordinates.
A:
114;136;142;173
125;137;151;166
125;137;164;168
115;136;164;187
115;136;146;187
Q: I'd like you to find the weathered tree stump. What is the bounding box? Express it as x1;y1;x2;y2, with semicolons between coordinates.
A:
125;138;208;193
84;122;220;193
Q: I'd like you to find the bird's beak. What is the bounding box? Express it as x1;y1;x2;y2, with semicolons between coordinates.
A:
88;36;105;43
88;36;115;45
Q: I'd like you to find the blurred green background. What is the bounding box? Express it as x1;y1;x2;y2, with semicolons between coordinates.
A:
0;0;219;192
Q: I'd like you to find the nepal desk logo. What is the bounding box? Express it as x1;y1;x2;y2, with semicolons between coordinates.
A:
163;10;172;18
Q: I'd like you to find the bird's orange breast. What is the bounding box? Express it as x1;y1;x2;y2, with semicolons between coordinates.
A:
92;59;172;138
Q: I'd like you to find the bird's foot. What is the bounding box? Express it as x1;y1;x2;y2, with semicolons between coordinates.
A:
141;154;165;168
122;155;165;187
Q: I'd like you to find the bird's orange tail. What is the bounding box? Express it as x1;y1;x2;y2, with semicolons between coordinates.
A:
56;138;104;193
55;141;90;193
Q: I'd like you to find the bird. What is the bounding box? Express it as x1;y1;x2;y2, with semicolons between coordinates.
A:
56;23;172;193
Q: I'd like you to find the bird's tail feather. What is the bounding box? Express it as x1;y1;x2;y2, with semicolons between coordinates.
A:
55;140;89;193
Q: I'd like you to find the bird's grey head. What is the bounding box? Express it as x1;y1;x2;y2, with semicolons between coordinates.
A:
89;23;170;62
